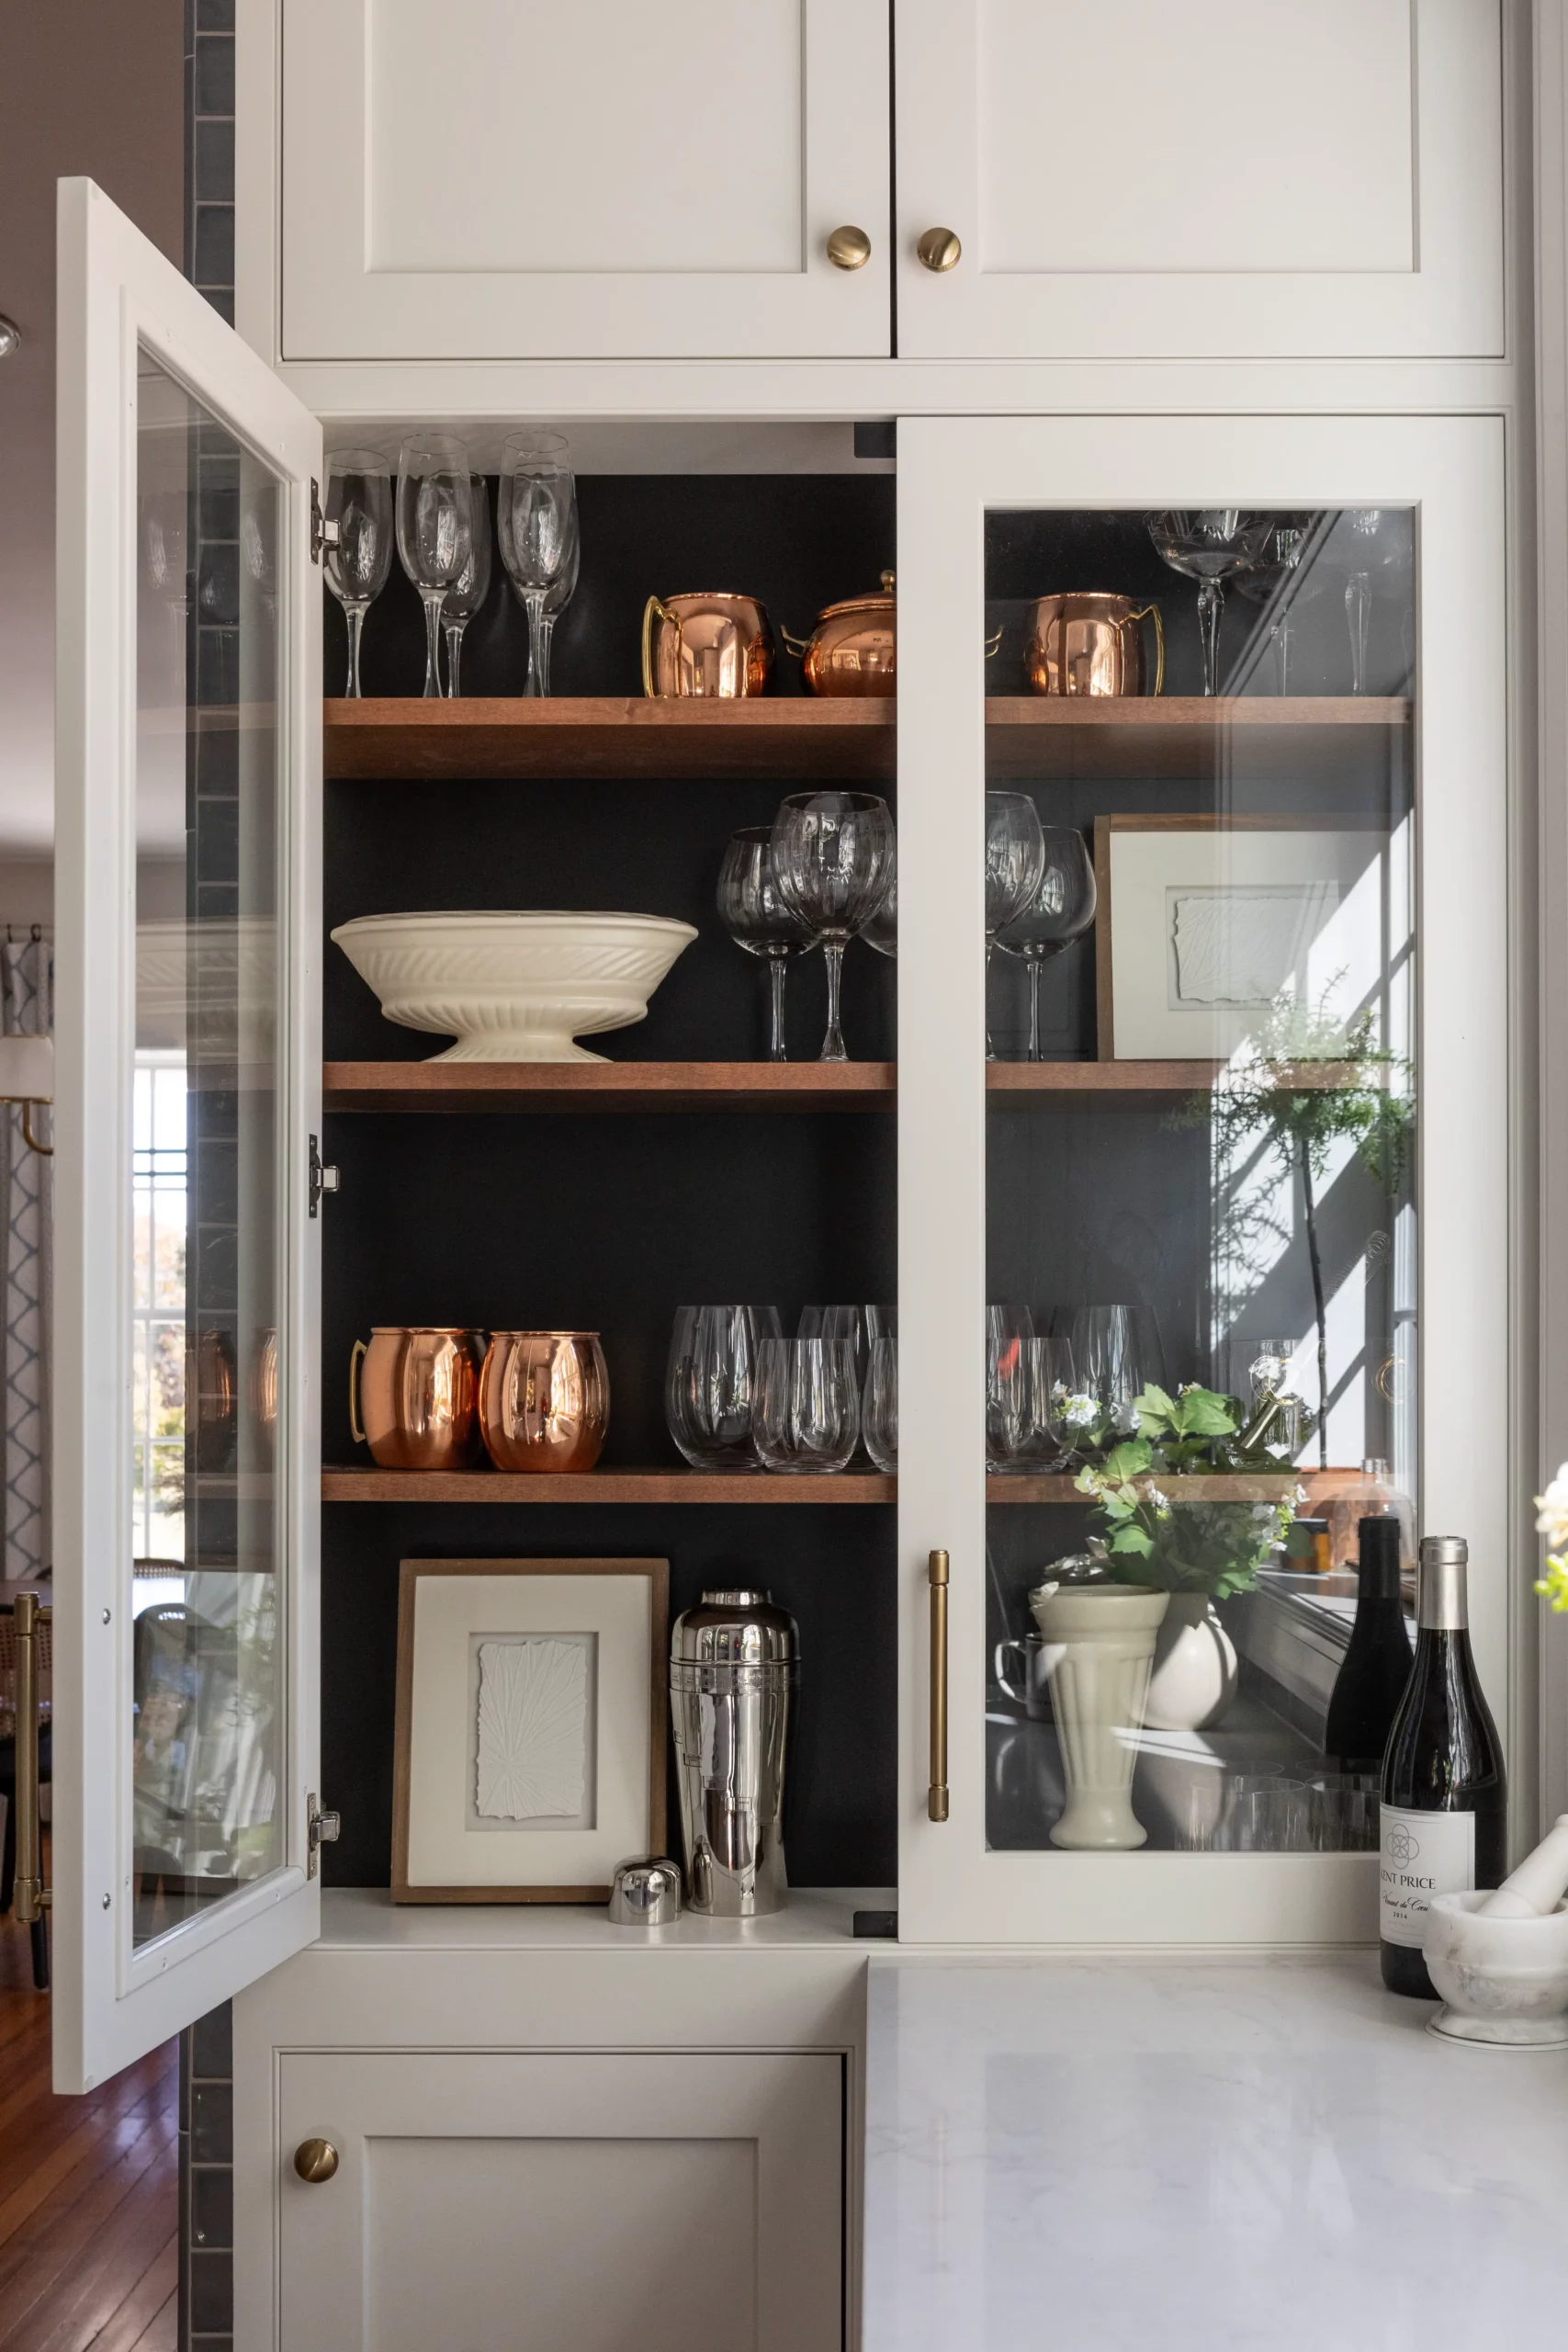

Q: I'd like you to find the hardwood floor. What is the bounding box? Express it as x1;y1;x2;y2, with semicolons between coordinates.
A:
0;1915;178;2352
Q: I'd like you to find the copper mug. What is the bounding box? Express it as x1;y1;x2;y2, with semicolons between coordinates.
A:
641;593;774;699
349;1327;485;1471
1024;594;1165;697
479;1331;610;1474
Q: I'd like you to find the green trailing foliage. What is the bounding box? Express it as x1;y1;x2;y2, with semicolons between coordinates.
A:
1073;1382;1303;1600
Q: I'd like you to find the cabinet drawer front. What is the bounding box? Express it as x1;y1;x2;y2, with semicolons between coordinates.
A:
279;2050;842;2350
897;0;1505;359
279;0;890;360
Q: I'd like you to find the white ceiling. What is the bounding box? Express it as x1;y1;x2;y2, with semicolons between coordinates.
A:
0;3;184;857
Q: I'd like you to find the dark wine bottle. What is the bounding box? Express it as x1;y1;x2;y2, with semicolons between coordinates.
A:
1380;1536;1506;1997
1325;1518;1412;1773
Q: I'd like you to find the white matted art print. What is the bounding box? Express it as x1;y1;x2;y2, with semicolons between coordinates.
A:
1093;816;1400;1060
392;1558;669;1903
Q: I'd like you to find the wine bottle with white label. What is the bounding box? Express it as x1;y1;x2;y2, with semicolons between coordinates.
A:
1380;1535;1506;1997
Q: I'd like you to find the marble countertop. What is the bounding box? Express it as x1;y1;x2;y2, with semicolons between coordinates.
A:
863;1954;1568;2350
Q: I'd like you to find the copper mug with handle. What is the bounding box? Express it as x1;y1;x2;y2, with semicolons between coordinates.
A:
479;1331;610;1474
641;592;774;699
349;1327;486;1471
1024;594;1165;697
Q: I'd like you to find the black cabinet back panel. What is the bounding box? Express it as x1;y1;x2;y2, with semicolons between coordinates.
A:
321;473;899;1893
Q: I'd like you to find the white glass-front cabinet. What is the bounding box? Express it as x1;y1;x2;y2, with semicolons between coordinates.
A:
53;178;322;2091
895;0;1505;361
896;413;1509;1944
270;0;892;362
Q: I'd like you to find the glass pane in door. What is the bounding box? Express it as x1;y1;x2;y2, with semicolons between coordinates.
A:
132;348;284;1943
982;509;1416;1859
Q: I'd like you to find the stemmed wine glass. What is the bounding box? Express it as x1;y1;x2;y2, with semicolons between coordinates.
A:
1229;516;1330;696
995;827;1097;1062
324;451;393;698
439;476;491;697
716;827;818;1061
396;436;473;700
984;792;1045;1060
770;792;896;1062
1145;511;1275;696
500;432;577;697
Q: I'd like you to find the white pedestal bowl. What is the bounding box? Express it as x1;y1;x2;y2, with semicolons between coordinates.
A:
331;910;700;1063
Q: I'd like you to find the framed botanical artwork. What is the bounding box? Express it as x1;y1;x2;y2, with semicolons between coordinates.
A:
391;1557;669;1905
1092;814;1400;1061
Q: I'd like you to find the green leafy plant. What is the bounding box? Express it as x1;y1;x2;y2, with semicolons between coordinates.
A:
1073;1382;1303;1599
1185;990;1414;1467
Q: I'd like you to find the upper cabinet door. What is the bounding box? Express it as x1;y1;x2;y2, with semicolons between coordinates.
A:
895;0;1505;361
54;179;323;2091
276;0;891;362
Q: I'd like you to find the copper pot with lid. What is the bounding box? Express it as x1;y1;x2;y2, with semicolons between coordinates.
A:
783;571;897;698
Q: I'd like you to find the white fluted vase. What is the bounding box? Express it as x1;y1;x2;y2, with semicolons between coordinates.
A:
1030;1585;1169;1850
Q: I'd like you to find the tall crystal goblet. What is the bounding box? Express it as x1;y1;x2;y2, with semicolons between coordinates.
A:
995;826;1097;1061
716;826;817;1061
324;450;393;698
500;432;577;698
396;435;472;700
1231;516;1328;695
1145;511;1275;696
985;792;1044;1060
769;792;896;1062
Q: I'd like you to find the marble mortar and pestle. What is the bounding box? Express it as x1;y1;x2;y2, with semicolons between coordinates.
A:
1423;1814;1568;2046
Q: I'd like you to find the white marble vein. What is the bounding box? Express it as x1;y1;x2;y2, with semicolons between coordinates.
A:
863;1955;1568;2350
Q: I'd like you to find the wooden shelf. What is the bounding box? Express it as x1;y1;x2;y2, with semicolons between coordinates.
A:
323;1058;1369;1112
321;1467;1299;1505
321;695;1410;786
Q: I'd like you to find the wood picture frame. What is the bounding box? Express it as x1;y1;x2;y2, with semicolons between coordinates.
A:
1093;812;1393;1060
391;1557;669;1905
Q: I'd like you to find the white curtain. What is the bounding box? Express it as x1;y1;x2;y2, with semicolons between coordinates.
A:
3;929;52;1582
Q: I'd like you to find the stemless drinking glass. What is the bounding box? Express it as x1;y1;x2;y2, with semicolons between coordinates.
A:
324;450;393;697
1145;510;1275;696
716;826;818;1061
987;1303;1041;1471
863;1336;898;1472
501;432;577;697
995;826;1097;1062
753;1337;860;1473
396;435;473;700
1031;1337;1085;1465
1067;1304;1165;1434
770;792;896;1062
664;1305;782;1470
439;475;491;697
984;792;1045;1060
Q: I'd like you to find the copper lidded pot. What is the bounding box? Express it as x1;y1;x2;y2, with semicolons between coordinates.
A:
641;593;774;699
1024;594;1165;697
349;1327;485;1471
783;571;897;698
479;1331;610;1475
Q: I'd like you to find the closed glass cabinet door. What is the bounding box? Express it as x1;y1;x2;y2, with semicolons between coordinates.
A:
896;416;1508;1944
54;180;322;2089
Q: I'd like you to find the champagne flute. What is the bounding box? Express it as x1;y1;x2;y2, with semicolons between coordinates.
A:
770;792;896;1062
440;475;491;697
501;432;577;697
396;436;472;700
984;792;1044;1061
995;827;1097;1062
716;826;818;1061
323;451;392;698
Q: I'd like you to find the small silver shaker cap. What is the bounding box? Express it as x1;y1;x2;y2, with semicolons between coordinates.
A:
607;1857;683;1927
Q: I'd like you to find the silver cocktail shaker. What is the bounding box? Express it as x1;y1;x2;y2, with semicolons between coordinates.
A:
670;1589;797;1917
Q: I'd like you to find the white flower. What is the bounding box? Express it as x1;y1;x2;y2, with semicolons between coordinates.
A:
1053;1386;1100;1430
1536;1464;1568;1550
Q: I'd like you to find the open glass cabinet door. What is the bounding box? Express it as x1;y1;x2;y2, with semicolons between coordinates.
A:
53;179;322;2090
896;413;1509;1946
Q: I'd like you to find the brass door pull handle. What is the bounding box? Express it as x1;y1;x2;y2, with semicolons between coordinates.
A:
928;1549;949;1822
294;2138;339;2183
917;227;962;274
826;224;872;271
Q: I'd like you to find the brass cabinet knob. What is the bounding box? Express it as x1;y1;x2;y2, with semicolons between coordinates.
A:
916;227;962;274
826;224;872;271
294;2138;339;2184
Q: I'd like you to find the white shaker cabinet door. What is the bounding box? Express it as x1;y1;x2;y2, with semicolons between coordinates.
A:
896;0;1505;360
277;0;890;360
277;2051;844;2352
